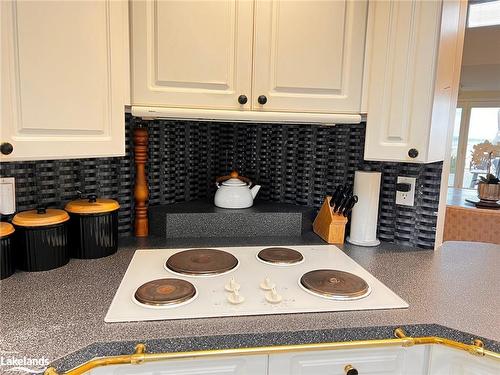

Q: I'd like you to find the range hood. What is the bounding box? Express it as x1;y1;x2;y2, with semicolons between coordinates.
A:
131;106;362;125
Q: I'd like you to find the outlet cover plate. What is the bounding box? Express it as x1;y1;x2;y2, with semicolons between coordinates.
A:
0;177;16;215
396;176;416;206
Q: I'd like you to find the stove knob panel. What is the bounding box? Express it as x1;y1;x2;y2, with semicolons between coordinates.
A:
227;289;245;304
265;287;282;304
260;277;276;290
225;277;240;292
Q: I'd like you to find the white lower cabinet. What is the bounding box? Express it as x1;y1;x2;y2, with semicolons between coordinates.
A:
85;345;500;374
88;354;268;375
427;346;499;375
267;346;429;375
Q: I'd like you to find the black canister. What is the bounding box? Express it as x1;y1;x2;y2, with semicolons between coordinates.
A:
12;208;70;271
0;222;15;279
65;195;120;259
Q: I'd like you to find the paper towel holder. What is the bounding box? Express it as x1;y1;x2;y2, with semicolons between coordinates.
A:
346;236;381;247
345;170;381;247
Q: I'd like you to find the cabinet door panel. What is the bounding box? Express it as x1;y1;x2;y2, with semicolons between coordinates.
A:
1;0;127;161
363;0;441;162
363;0;464;163
268;346;428;375
131;0;253;110
89;354;268;375
252;0;367;114
428;346;500;375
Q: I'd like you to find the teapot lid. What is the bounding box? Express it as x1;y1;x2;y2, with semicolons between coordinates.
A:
216;171;251;186
222;178;247;186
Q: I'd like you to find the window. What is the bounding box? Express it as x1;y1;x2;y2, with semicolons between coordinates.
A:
449;108;463;187
449;103;500;188
468;1;500;28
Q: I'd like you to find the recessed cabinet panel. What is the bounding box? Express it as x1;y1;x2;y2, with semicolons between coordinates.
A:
131;0;253;110
155;2;233;89
252;0;367;113
428;346;500;375
273;2;345;92
1;0;127;161
15;2;108;133
268;346;429;375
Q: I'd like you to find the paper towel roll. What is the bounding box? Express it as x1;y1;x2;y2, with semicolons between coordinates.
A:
347;171;381;246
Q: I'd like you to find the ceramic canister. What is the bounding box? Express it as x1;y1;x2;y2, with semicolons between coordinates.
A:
65;195;120;259
0;222;15;279
12;208;70;271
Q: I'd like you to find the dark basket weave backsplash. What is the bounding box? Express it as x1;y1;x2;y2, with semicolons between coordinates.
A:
0;114;442;248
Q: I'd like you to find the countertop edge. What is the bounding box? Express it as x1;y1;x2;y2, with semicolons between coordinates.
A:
49;323;500;373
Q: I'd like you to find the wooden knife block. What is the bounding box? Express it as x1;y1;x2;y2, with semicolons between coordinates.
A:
313;196;348;244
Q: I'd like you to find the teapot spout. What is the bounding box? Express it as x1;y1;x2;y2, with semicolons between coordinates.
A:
250;185;261;199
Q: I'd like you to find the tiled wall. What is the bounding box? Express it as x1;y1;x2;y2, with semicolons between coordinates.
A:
0;115;442;248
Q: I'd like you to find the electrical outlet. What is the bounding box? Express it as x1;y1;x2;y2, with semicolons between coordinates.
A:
395;176;416;206
0;177;16;215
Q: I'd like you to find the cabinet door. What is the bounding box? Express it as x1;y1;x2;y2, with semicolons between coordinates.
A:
428;346;500;375
363;0;464;163
131;0;253;110
252;0;367;114
89;354;268;375
1;0;127;161
268;346;428;375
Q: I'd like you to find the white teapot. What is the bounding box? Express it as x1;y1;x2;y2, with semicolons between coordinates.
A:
214;171;261;209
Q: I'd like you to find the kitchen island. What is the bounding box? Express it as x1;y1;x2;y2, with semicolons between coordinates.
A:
0;238;498;373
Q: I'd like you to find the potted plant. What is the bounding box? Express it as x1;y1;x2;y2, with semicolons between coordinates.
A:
471;143;500;201
477;173;500;201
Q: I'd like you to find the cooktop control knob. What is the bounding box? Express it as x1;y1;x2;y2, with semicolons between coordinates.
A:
260;277;276;290
225;277;240;292
227;289;245;304
265;287;282;304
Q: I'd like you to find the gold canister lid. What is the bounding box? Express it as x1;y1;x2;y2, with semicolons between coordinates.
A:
0;222;15;238
12;208;69;227
65;195;120;215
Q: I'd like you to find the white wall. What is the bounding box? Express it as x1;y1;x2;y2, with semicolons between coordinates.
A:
460;25;500;91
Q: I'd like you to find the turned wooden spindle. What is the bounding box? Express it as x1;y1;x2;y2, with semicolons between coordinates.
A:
133;126;149;237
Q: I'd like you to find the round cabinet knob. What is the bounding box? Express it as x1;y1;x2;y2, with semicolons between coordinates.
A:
257;95;267;105
238;95;248;105
344;365;358;375
1;142;13;155
408;148;419;159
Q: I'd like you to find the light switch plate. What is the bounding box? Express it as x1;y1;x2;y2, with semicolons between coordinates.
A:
0;177;16;215
396;176;416;206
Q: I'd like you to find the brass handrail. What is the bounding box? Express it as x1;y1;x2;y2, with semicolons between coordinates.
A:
44;328;500;375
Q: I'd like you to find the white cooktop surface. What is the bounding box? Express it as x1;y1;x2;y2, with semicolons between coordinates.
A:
105;245;408;323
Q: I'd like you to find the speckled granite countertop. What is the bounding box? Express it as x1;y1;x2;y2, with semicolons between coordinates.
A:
0;238;499;373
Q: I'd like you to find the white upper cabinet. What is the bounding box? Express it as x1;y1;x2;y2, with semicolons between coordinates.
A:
130;0;254;110
363;0;466;163
1;0;128;162
130;0;367;122
252;0;367;114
